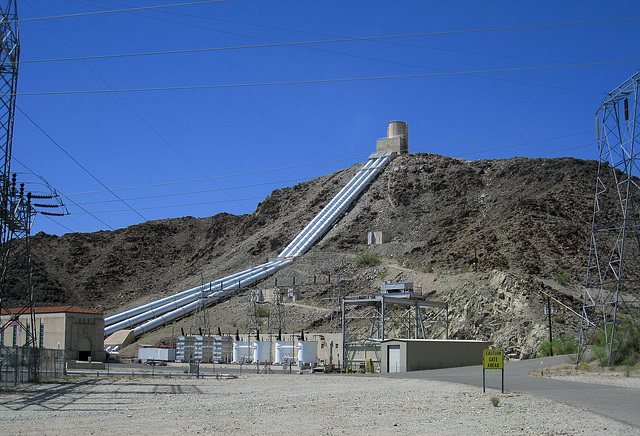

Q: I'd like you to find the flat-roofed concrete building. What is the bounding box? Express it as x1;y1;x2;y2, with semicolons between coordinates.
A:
382;339;489;373
1;306;105;362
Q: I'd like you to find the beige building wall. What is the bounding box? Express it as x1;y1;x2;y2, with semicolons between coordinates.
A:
381;339;490;373
1;308;105;362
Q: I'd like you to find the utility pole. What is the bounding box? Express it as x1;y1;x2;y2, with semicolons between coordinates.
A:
546;294;553;356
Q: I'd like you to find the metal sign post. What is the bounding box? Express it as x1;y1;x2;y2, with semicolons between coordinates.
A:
483;349;504;393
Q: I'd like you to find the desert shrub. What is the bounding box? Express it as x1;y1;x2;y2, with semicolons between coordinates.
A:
490;397;500;407
590;325;640;367
539;334;578;357
255;306;269;318
355;252;381;267
554;269;571;285
378;268;389;280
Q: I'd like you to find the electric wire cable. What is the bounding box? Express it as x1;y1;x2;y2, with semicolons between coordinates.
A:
70;177;311;205
23;1;251;213
69;196;266;215
17;60;639;96
61;129;594;212
16;106;148;222
11;154;115;231
14;0;230;23
18;16;640;55
61;116;592;198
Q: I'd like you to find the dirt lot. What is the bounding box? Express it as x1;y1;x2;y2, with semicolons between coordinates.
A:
0;372;638;435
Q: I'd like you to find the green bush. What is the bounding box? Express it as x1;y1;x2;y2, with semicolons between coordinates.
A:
539;334;578;357
355;252;381;267
554;269;571;285
490;397;500;407
255;306;269;318
590;325;640;367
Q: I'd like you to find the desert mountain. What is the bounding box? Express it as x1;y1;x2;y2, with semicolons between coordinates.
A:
7;153;598;358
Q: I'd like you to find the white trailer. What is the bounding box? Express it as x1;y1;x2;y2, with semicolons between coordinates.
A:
138;346;175;364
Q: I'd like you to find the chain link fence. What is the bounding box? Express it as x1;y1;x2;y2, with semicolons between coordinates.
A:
0;347;66;387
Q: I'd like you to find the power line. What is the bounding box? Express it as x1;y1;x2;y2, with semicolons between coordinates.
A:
411;117;592;153
21;18;640;65
70;177;311;205
450;131;592;159
57;117;590;198
64;157;362;196
532;143;593;158
59;116;591;197
21;4;623;97
70;196;265;215
18;60;639;96
16;0;229;23
55;129;593;210
11;154;115;230
67;130;593;214
16;106;149;222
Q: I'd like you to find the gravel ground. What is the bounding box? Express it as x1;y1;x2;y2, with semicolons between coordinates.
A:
0;373;638;435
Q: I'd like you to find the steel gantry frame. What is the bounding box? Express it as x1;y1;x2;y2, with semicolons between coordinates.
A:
0;0;20;309
578;71;640;366
0;1;39;384
341;285;448;371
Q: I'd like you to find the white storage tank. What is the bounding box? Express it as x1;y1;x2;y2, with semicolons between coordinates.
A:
232;341;251;363
274;341;295;364
253;341;271;363
297;341;317;366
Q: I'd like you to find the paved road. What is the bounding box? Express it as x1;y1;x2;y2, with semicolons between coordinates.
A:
385;355;640;429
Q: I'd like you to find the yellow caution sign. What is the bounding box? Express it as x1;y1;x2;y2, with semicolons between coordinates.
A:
483;349;504;370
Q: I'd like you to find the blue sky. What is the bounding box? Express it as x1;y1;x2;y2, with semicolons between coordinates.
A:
11;0;640;235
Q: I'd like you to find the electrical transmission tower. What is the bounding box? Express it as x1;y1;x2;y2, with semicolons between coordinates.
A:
578;71;640;366
0;0;36;383
0;2;65;384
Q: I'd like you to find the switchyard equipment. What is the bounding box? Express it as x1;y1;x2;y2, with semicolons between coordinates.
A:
105;151;394;338
0;2;67;384
578;71;640;366
341;282;448;372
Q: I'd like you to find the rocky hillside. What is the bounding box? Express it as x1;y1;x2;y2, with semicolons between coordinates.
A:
5;153;601;358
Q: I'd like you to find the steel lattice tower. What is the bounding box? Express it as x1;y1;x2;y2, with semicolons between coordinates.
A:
577;71;640;366
0;0;19;302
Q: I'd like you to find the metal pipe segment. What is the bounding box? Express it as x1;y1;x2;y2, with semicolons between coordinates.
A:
104;262;278;328
279;155;389;258
132;260;291;336
104;154;391;338
278;158;377;258
104;261;281;336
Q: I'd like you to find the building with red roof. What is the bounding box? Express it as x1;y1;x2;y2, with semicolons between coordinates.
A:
1;306;105;362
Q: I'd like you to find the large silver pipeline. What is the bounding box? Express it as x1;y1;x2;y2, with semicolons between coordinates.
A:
104;261;280;336
104;266;262;327
279;155;390;258
105;154;391;338
132;260;291;336
285;155;389;257
278;158;377;258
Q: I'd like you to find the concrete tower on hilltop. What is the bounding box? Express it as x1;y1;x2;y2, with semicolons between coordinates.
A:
376;120;408;155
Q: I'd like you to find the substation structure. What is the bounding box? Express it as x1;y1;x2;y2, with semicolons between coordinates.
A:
341;282;448;372
0;2;66;385
244;272;335;338
578;70;640;366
